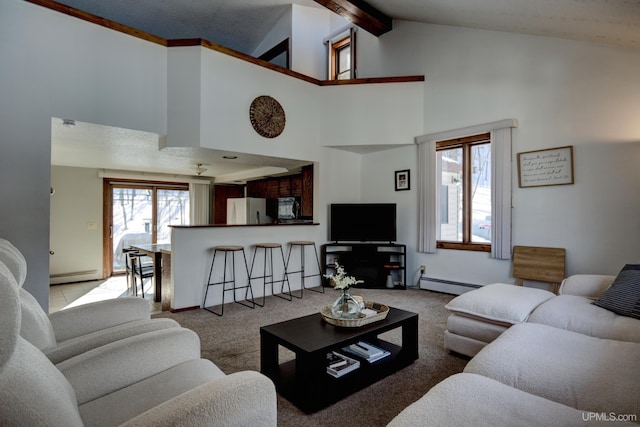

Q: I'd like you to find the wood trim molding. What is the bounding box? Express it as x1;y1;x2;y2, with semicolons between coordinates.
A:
28;0;423;87
415;119;519;144
313;0;392;36
258;38;290;69
169;38;322;85
24;0;167;46
320;76;425;86
102;179;111;279
437;242;491;253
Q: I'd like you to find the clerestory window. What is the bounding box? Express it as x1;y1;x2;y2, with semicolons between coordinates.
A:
325;26;357;80
331;36;352;80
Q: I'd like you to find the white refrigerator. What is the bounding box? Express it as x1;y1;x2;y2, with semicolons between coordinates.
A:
226;198;267;225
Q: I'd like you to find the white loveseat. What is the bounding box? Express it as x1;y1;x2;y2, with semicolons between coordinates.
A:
0;238;183;364
0;259;277;426
388;272;640;426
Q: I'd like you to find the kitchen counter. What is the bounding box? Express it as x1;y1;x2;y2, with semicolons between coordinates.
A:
171;222;318;228
167;221;324;311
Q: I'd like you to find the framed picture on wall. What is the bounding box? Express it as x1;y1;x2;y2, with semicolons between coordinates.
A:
395;169;410;191
517;146;574;188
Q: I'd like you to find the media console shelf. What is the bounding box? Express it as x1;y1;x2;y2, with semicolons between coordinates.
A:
321;243;406;289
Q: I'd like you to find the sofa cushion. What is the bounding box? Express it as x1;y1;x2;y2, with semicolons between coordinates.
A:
443;331;492;358
445;283;555;325
528;294;640;343
464;323;640;417
79;358;224;427
0;261;84;427
0;239;27;287
593;264;640;320
558;274;615;299
18;288;57;351
45;318;181;365
446;313;509;343
387;373;612;427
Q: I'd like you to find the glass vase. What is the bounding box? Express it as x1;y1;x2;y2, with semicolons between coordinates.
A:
331;288;362;319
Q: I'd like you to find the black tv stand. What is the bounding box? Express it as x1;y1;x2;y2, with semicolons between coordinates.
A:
321;242;406;289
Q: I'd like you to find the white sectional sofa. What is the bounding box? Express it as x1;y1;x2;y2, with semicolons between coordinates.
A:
444;274;640;357
389;270;640;426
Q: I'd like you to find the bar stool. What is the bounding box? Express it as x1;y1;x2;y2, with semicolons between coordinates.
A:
249;243;293;306
284;241;324;298
203;246;255;316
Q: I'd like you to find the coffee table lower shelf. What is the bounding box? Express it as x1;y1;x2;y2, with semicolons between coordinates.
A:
275;341;412;412
260;308;418;413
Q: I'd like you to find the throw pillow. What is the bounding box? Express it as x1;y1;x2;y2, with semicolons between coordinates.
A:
593;264;640;320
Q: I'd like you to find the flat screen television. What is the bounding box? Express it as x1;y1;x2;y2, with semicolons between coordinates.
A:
329;203;397;242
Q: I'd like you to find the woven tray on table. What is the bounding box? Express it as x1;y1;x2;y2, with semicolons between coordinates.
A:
320;301;389;328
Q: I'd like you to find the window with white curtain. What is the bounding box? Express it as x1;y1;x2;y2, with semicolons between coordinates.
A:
324;25;357;80
416;119;518;259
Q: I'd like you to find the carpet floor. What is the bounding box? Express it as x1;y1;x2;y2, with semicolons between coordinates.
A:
153;287;469;427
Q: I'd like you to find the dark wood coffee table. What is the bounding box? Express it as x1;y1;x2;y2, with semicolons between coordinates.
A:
260;306;418;413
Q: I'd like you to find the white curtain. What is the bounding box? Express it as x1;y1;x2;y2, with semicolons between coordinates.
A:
418;140;438;253
490;127;513;260
416;119;517;258
189;183;210;225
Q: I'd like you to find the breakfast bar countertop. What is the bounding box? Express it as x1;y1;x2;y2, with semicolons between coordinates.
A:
170;222;319;228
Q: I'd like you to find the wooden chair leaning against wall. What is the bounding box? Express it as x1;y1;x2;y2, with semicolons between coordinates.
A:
512;246;566;294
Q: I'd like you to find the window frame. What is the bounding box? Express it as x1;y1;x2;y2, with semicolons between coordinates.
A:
436;132;491;253
330;36;351;80
103;178;190;276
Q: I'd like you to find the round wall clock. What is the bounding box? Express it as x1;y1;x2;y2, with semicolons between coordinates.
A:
249;95;286;138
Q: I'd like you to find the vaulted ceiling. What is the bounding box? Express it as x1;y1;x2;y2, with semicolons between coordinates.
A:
47;0;640;180
55;0;640;53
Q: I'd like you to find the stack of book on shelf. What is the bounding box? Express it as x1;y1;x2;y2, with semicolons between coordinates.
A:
343;341;391;363
326;351;360;378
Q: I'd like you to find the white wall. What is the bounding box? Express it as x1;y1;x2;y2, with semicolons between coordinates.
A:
0;1;167;306
10;0;636;308
290;5;331;80
50;166;103;283
0;1;423;310
252;5;341;80
358;21;640;289
251;7;292;59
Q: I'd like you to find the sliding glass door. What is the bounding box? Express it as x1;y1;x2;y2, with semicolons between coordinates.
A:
107;181;189;274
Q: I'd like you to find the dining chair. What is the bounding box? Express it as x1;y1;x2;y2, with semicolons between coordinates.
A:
130;252;154;298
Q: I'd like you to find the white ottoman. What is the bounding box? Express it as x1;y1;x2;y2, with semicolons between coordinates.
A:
444;283;555;357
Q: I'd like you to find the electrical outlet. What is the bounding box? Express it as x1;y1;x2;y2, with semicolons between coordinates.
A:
420;265;426;275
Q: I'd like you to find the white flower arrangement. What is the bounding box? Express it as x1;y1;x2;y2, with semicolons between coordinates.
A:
324;262;363;290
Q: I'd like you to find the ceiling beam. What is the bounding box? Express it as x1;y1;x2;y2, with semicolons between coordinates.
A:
314;0;392;36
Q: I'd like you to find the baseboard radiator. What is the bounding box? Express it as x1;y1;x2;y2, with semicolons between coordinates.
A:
50;269;99;285
420;277;481;295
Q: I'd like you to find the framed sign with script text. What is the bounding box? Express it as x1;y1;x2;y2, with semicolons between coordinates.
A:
518;146;574;188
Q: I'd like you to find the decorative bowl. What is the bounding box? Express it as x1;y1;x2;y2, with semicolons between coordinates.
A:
320;301;389;328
